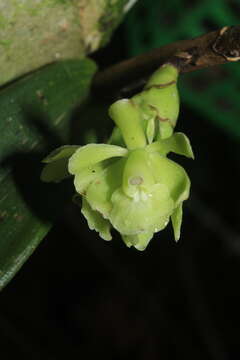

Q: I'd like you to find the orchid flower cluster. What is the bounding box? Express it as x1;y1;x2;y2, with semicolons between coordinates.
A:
41;64;194;251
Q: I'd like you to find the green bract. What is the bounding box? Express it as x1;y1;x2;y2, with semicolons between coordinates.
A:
41;64;194;250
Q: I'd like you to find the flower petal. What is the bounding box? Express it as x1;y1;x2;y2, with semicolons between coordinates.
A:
86;158;126;218
41;158;70;183
81;198;112;241
73;161;108;195
171;203;183;242
68;144;127;175
148;152;190;205
146;117;155;144
158;121;173;139
122;231;154;251
110;184;174;236
41;145;80;182
146;132;194;158
169;132;194;159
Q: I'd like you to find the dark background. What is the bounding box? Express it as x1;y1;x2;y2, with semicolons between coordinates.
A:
1;1;240;359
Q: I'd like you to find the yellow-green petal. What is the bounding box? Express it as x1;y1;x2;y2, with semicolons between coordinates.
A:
41;158;70;183
159;121;173;139
146;117;155;144
149;152;190;205
122;231;154;251
86;158;126;218
148;132;194;158
168;132;194;159
110;184;174;236
171;203;183;242
81;198;112;241
68;144;127;175
73;161;107;195
41;145;79;183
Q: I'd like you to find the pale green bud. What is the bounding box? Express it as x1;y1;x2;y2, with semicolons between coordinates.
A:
132;64;179;140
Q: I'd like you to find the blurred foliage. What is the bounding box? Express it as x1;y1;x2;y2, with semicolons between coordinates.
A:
0;59;97;290
0;0;131;87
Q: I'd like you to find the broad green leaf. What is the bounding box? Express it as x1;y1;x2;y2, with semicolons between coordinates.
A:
0;58;97;290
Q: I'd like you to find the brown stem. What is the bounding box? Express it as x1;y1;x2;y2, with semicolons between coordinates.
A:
93;25;240;95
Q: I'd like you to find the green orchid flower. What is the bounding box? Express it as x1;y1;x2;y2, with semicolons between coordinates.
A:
41;95;193;251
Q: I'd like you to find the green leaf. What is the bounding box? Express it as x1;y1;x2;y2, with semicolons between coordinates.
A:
0;58;97;290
